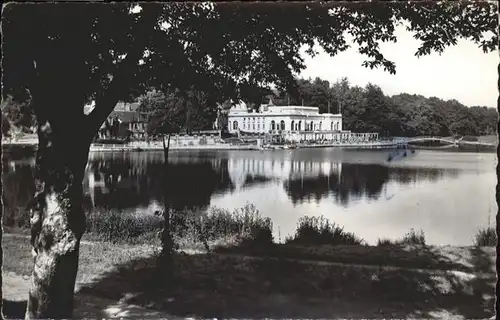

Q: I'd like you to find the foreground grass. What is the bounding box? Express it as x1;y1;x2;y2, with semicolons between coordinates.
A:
3;233;159;287
78;246;495;319
4;230;495;318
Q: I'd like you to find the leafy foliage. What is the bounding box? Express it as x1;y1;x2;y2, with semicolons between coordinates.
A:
1;96;36;136
138;88;219;134
286;215;364;245
2;2;497;131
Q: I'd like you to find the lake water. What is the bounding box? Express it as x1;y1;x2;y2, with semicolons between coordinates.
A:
2;147;497;246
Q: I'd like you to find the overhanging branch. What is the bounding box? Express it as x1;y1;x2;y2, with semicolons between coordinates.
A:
86;49;145;135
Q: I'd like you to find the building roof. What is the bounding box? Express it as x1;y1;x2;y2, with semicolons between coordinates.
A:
107;101;148;123
114;102;140;112
109;110;148;123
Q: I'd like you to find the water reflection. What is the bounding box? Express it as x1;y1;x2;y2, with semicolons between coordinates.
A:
4;149;462;213
2;148;496;245
85;152;234;211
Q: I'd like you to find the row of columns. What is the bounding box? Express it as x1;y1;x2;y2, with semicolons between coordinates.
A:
234;119;341;133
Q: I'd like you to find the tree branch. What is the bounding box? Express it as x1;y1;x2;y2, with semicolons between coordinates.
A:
86;49;145;135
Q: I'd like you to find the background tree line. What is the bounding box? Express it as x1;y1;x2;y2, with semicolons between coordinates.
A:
267;77;497;138
139;76;497;138
3;77;497;139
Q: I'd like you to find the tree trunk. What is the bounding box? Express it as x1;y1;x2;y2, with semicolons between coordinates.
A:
25;117;92;319
157;134;174;285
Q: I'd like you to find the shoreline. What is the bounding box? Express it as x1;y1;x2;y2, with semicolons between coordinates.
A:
0;140;411;151
2;139;496;153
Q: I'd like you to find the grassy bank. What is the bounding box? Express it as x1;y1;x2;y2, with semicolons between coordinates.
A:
4;232;495;319
4;205;496;319
5;204;497;250
82;204;273;249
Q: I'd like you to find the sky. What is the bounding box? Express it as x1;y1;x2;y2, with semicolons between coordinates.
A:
299;25;498;108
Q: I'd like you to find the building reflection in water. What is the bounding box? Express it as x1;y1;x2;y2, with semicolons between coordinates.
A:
3;150;460;217
83;151;235;211
227;156;342;191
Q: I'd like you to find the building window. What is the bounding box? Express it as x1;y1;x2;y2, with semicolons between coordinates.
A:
271;120;276;130
280;120;285;130
299;121;302;131
233;121;238;130
331;122;334;131
257;123;260;130
319;122;322;131
291;121;295;131
252;122;255;130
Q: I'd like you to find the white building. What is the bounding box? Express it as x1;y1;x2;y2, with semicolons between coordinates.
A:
226;99;379;143
228;99;342;135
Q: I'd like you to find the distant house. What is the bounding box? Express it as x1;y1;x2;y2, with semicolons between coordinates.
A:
96;102;149;141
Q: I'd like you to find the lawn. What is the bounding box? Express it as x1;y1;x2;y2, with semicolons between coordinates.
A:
3;232;495;319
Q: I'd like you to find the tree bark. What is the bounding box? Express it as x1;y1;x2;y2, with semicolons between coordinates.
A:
25;116;92;319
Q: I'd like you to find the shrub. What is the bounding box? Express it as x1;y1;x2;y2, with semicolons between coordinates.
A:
400;228;426;245
376;228;426;246
377;238;394;246
474;227;497;247
86;209;163;244
285;215;364;246
171;203;274;248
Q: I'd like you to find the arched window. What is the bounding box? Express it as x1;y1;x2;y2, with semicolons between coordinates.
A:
319;122;322;131
298;121;302;131
280;120;285;130
233;121;239;130
331;122;334;131
291;121;295;132
335;122;339;131
310;121;314;131
271;120;276;130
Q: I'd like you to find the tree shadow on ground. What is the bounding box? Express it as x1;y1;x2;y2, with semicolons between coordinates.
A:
75;243;496;319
